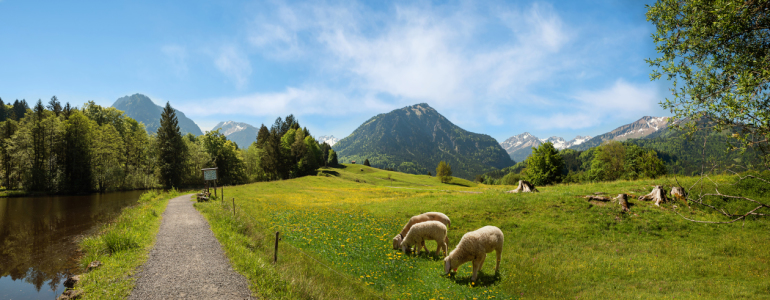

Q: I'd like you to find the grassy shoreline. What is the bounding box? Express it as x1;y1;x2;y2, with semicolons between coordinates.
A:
197;164;770;299
72;189;181;299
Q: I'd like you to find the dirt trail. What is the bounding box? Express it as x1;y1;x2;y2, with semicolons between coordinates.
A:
130;194;253;299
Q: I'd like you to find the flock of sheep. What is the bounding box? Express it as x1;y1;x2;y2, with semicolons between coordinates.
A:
391;212;504;282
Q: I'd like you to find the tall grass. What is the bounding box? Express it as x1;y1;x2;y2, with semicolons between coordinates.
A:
74;189;181;299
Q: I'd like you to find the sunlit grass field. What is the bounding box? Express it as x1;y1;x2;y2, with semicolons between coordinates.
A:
196;164;770;299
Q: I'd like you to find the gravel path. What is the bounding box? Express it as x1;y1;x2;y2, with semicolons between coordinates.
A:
130;194;253;300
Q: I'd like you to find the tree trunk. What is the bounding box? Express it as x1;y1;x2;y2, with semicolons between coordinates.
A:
615;193;630;212
507;180;538;193
638;185;668;206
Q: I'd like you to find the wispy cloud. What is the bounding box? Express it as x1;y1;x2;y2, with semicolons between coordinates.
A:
530;79;661;130
185;0;661;137
214;45;252;88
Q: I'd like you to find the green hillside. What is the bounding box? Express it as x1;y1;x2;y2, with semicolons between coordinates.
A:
332;103;514;180
195;166;770;299
112;93;203;136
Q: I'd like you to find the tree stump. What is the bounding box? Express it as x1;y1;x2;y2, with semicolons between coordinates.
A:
638;185;668;206
615;194;630;212
671;186;687;200
507;180;538;193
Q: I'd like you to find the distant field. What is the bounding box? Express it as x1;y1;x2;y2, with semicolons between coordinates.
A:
195;164;770;299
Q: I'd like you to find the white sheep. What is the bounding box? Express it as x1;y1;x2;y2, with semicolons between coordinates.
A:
443;226;503;282
399;221;448;256
392;212;451;251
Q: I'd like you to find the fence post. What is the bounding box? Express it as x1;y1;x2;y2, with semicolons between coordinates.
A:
273;231;280;264
232;198;235;217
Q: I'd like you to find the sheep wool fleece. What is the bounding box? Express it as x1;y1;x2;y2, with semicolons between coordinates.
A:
444;226;504;282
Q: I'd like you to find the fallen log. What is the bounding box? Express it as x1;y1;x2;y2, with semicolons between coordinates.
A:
584;195;612;201
615;194;630;212
638;185;668;206
506;180;538;193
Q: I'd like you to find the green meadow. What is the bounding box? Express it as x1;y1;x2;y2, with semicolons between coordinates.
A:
195;164;770;299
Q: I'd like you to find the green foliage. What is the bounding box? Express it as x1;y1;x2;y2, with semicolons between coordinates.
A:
436;160;453;183
203;129;246;185
646;0;770;163
525;142;564;186
363;158;370;166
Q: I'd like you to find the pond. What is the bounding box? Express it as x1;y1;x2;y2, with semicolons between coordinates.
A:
0;190;146;299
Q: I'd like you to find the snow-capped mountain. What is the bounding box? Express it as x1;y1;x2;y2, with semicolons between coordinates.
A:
212;121;259;149
500;133;591;163
318;135;340;146
569;116;670;151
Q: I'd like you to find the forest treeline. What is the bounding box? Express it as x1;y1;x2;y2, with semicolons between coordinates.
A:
481;128;766;186
479;141;668;186
0;96;336;193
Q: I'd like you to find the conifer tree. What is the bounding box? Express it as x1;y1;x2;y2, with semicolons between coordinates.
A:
157;102;187;188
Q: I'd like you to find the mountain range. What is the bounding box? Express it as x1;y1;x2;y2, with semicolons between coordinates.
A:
501;134;591;163
317;135;341;146
500;116;670;162
211;121;258;149
332;103;514;180
111;94;203;136
568;116;670;151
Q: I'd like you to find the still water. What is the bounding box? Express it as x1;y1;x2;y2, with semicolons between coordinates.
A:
0;190;146;299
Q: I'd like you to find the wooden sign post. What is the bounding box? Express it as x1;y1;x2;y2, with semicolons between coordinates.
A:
201;168;218;199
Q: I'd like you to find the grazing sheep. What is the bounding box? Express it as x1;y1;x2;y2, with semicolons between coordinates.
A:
399;221;448;256
443;226;504;282
392;212;451;251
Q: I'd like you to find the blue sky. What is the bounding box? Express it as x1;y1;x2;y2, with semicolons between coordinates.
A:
0;0;669;142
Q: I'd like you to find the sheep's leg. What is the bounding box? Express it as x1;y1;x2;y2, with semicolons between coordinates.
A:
421;240;428;252
495;248;502;273
414;238;422;255
471;257;483;282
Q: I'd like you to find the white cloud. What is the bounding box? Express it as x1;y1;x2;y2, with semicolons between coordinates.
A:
184;86;392;118
214;45;252;88
242;1;574;113
531;79;661;130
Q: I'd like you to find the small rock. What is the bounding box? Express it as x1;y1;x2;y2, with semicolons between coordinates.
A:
63;275;80;288
87;261;102;271
57;289;83;300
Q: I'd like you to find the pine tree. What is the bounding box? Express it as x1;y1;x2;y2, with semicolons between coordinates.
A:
0;97;6;122
157;102;187;188
363;159;370;166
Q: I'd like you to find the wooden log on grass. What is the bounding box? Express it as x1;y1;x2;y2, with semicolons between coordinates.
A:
638;185;668;206
584;195;612;201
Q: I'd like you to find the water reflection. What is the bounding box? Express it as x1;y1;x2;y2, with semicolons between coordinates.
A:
0;190;145;299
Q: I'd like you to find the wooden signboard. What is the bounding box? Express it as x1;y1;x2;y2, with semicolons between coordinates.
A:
203;168;218;181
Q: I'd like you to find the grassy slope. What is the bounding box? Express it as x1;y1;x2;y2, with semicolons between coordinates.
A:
197;164;770;299
75;190;181;299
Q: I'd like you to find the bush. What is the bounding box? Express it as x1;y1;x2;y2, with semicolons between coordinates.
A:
500;172;522;185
